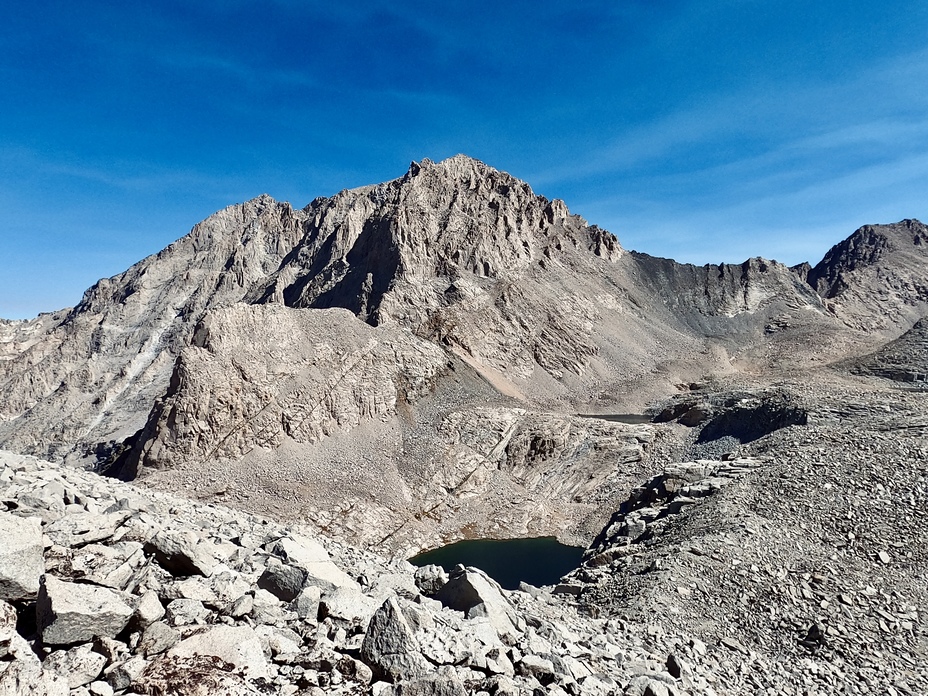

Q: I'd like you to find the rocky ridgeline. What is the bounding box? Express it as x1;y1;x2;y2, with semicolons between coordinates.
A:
2;450;709;696
2;155;885;472
805;219;928;332
2;156;928;696
120;305;450;476
576;457;765;575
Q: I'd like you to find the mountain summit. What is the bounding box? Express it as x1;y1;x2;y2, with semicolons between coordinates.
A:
2;156;927;695
0;155;926;549
1;157;925;463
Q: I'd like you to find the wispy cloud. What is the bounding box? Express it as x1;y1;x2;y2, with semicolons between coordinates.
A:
156;51;320;91
540;43;928;179
0;146;238;196
532;44;928;264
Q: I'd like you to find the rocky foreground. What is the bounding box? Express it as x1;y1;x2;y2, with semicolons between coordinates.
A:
2;448;704;696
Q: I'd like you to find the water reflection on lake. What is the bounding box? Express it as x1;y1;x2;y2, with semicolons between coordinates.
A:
409;536;584;590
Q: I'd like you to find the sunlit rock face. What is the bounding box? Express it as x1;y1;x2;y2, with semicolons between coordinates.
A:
0;156;926;558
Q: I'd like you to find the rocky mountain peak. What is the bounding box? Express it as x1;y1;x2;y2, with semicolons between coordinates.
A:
808;219;927;297
0;158;924;472
805;218;928;330
249;155;620;329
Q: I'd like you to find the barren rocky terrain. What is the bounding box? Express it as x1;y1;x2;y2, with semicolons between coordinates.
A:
1;155;926;694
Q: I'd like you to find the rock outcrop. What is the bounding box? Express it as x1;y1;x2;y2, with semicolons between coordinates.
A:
805;219;928;331
0;195;303;461
846;316;928;383
117;304;449;478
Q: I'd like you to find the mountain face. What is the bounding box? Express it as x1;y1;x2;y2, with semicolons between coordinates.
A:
1;155;926;552
805;219;928;330
0;195;303;459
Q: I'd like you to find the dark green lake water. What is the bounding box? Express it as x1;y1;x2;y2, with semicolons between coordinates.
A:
409;537;584;590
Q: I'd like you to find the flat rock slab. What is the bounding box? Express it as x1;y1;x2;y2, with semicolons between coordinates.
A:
37;575;134;645
45;512;126;548
0;511;43;600
271;534;360;592
168;625;269;679
383;674;468;696
140;655;264;696
319;586;380;625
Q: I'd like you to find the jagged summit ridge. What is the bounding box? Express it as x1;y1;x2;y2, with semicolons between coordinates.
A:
0;156;626;463
1;157;927;695
804;218;928;330
807;219;927;297
247;153;621;325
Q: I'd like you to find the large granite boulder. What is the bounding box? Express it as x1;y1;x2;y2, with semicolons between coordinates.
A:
0;512;43;600
360;596;429;682
434;566;520;640
36;575;134;645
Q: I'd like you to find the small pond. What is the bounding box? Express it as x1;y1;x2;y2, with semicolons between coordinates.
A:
577;413;653;425
409;536;584;590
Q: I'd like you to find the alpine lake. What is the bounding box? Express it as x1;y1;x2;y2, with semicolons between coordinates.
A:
409;536;584;591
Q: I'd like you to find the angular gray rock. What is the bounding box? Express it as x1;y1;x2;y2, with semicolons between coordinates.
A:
382;673;469;696
164;597;210;625
434;566;520;640
290;584;321;620
623;674;684;696
256;557;308;602
103;655;147;690
0;601;16;661
360;596;429;682
144;529;219;577
139;621;180;656
37;575;134;645
43;644;107;688
516;653;556;684
132;589;165;628
318;586;380;624
0;660;69;696
0;512;43;600
44;511;122;548
413;564;448;596
269;534;360;592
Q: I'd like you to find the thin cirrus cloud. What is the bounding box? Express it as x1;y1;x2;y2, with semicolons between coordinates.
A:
541;45;928;265
592;148;928;266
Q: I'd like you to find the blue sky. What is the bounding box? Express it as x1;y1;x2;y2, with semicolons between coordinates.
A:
2;1;927;318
